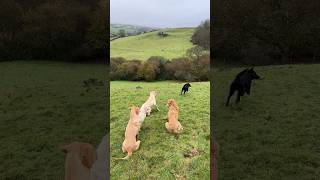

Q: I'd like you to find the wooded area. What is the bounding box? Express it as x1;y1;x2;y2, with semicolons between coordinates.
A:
213;0;320;65
0;0;107;61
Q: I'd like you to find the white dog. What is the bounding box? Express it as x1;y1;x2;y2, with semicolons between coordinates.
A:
138;91;160;126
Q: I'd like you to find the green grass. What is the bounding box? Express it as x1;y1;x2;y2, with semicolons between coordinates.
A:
0;61;107;179
111;28;195;60
110;81;210;179
213;64;320;180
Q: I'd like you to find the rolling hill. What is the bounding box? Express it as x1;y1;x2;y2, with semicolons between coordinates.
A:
110;24;157;36
110;28;196;60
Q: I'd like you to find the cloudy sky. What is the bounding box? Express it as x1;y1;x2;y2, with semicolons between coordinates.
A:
110;0;210;28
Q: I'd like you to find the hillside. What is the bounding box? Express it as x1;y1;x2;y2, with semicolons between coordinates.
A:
110;28;195;60
213;64;320;179
110;24;157;36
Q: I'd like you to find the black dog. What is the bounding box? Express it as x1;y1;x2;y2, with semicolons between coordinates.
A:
181;83;191;95
226;68;260;106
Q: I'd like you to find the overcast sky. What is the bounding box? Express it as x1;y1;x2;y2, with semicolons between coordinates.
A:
110;0;210;28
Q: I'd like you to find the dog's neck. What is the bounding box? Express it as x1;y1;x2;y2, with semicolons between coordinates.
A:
129;117;140;126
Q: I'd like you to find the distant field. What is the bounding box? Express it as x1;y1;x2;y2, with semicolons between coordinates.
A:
0;61;106;179
110;24;156;36
110;28;195;60
213;64;320;179
110;81;210;179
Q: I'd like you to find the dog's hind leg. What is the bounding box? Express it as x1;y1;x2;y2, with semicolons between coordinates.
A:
135;140;141;151
226;87;235;106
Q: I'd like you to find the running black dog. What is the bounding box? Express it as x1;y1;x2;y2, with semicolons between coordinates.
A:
181;83;191;95
226;68;260;106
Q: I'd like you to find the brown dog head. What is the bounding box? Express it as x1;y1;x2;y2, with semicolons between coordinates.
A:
60;142;97;169
167;99;179;110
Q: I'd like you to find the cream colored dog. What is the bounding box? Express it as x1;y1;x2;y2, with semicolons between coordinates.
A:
114;106;141;160
138;91;160;126
60;142;97;180
165;99;183;134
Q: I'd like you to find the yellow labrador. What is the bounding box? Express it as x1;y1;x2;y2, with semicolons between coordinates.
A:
60;142;97;180
138;91;160;126
114;106;141;160
165;99;183;134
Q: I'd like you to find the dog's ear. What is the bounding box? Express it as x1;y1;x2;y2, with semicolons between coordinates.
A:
80;144;97;169
59;144;71;153
249;67;254;71
135;107;140;115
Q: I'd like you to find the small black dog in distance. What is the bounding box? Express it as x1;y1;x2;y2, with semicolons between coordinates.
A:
181;83;191;95
226;68;260;106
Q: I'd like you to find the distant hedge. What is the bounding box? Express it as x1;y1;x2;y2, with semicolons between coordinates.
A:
213;0;320;65
0;0;107;62
110;55;210;82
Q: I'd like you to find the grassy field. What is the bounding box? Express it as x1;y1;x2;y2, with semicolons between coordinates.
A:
110;81;210;179
212;64;320;180
110;28;195;60
0;61;107;179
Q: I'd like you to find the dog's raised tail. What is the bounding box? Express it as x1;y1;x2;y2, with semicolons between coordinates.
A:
112;151;132;160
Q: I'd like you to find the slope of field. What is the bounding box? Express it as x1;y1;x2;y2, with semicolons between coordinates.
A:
213;64;320;179
0;61;107;179
110;28;195;60
110;81;210;179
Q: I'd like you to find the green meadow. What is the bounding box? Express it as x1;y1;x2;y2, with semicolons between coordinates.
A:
0;61;106;179
110;28;195;60
213;64;320;179
110;81;210;179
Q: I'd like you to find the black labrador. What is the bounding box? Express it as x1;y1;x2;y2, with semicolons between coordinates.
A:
226;68;260;106
181;83;191;95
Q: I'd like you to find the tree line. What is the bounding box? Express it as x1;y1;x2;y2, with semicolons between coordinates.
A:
213;0;320;65
0;0;107;62
110;55;209;82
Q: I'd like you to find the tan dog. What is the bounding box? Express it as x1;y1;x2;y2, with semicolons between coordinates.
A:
138;91;160;126
60;142;97;180
114;106;141;160
165;99;183;134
